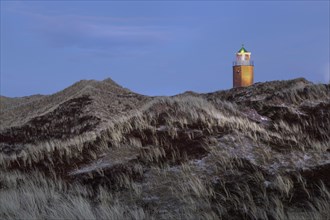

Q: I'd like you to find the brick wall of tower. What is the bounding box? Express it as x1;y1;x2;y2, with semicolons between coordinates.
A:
233;65;254;88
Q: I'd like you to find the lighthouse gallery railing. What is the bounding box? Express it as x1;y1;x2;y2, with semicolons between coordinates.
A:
233;60;254;66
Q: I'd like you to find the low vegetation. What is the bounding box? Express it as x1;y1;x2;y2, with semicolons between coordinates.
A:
0;78;329;219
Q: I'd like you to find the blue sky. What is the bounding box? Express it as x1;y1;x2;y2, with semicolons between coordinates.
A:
1;1;329;97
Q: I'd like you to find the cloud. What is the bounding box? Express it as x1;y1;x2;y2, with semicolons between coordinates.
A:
4;2;193;59
3;1;177;58
30;14;172;50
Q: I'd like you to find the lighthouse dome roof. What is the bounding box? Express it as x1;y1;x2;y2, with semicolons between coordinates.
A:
237;45;249;53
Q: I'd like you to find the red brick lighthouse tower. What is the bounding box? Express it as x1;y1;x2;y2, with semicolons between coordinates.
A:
233;45;254;88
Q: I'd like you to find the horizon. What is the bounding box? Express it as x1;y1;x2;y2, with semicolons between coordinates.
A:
1;1;329;97
0;76;318;99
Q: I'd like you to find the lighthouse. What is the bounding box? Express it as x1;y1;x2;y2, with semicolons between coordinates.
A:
233;45;254;88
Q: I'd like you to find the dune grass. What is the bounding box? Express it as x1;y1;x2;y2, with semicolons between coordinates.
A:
0;83;329;219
